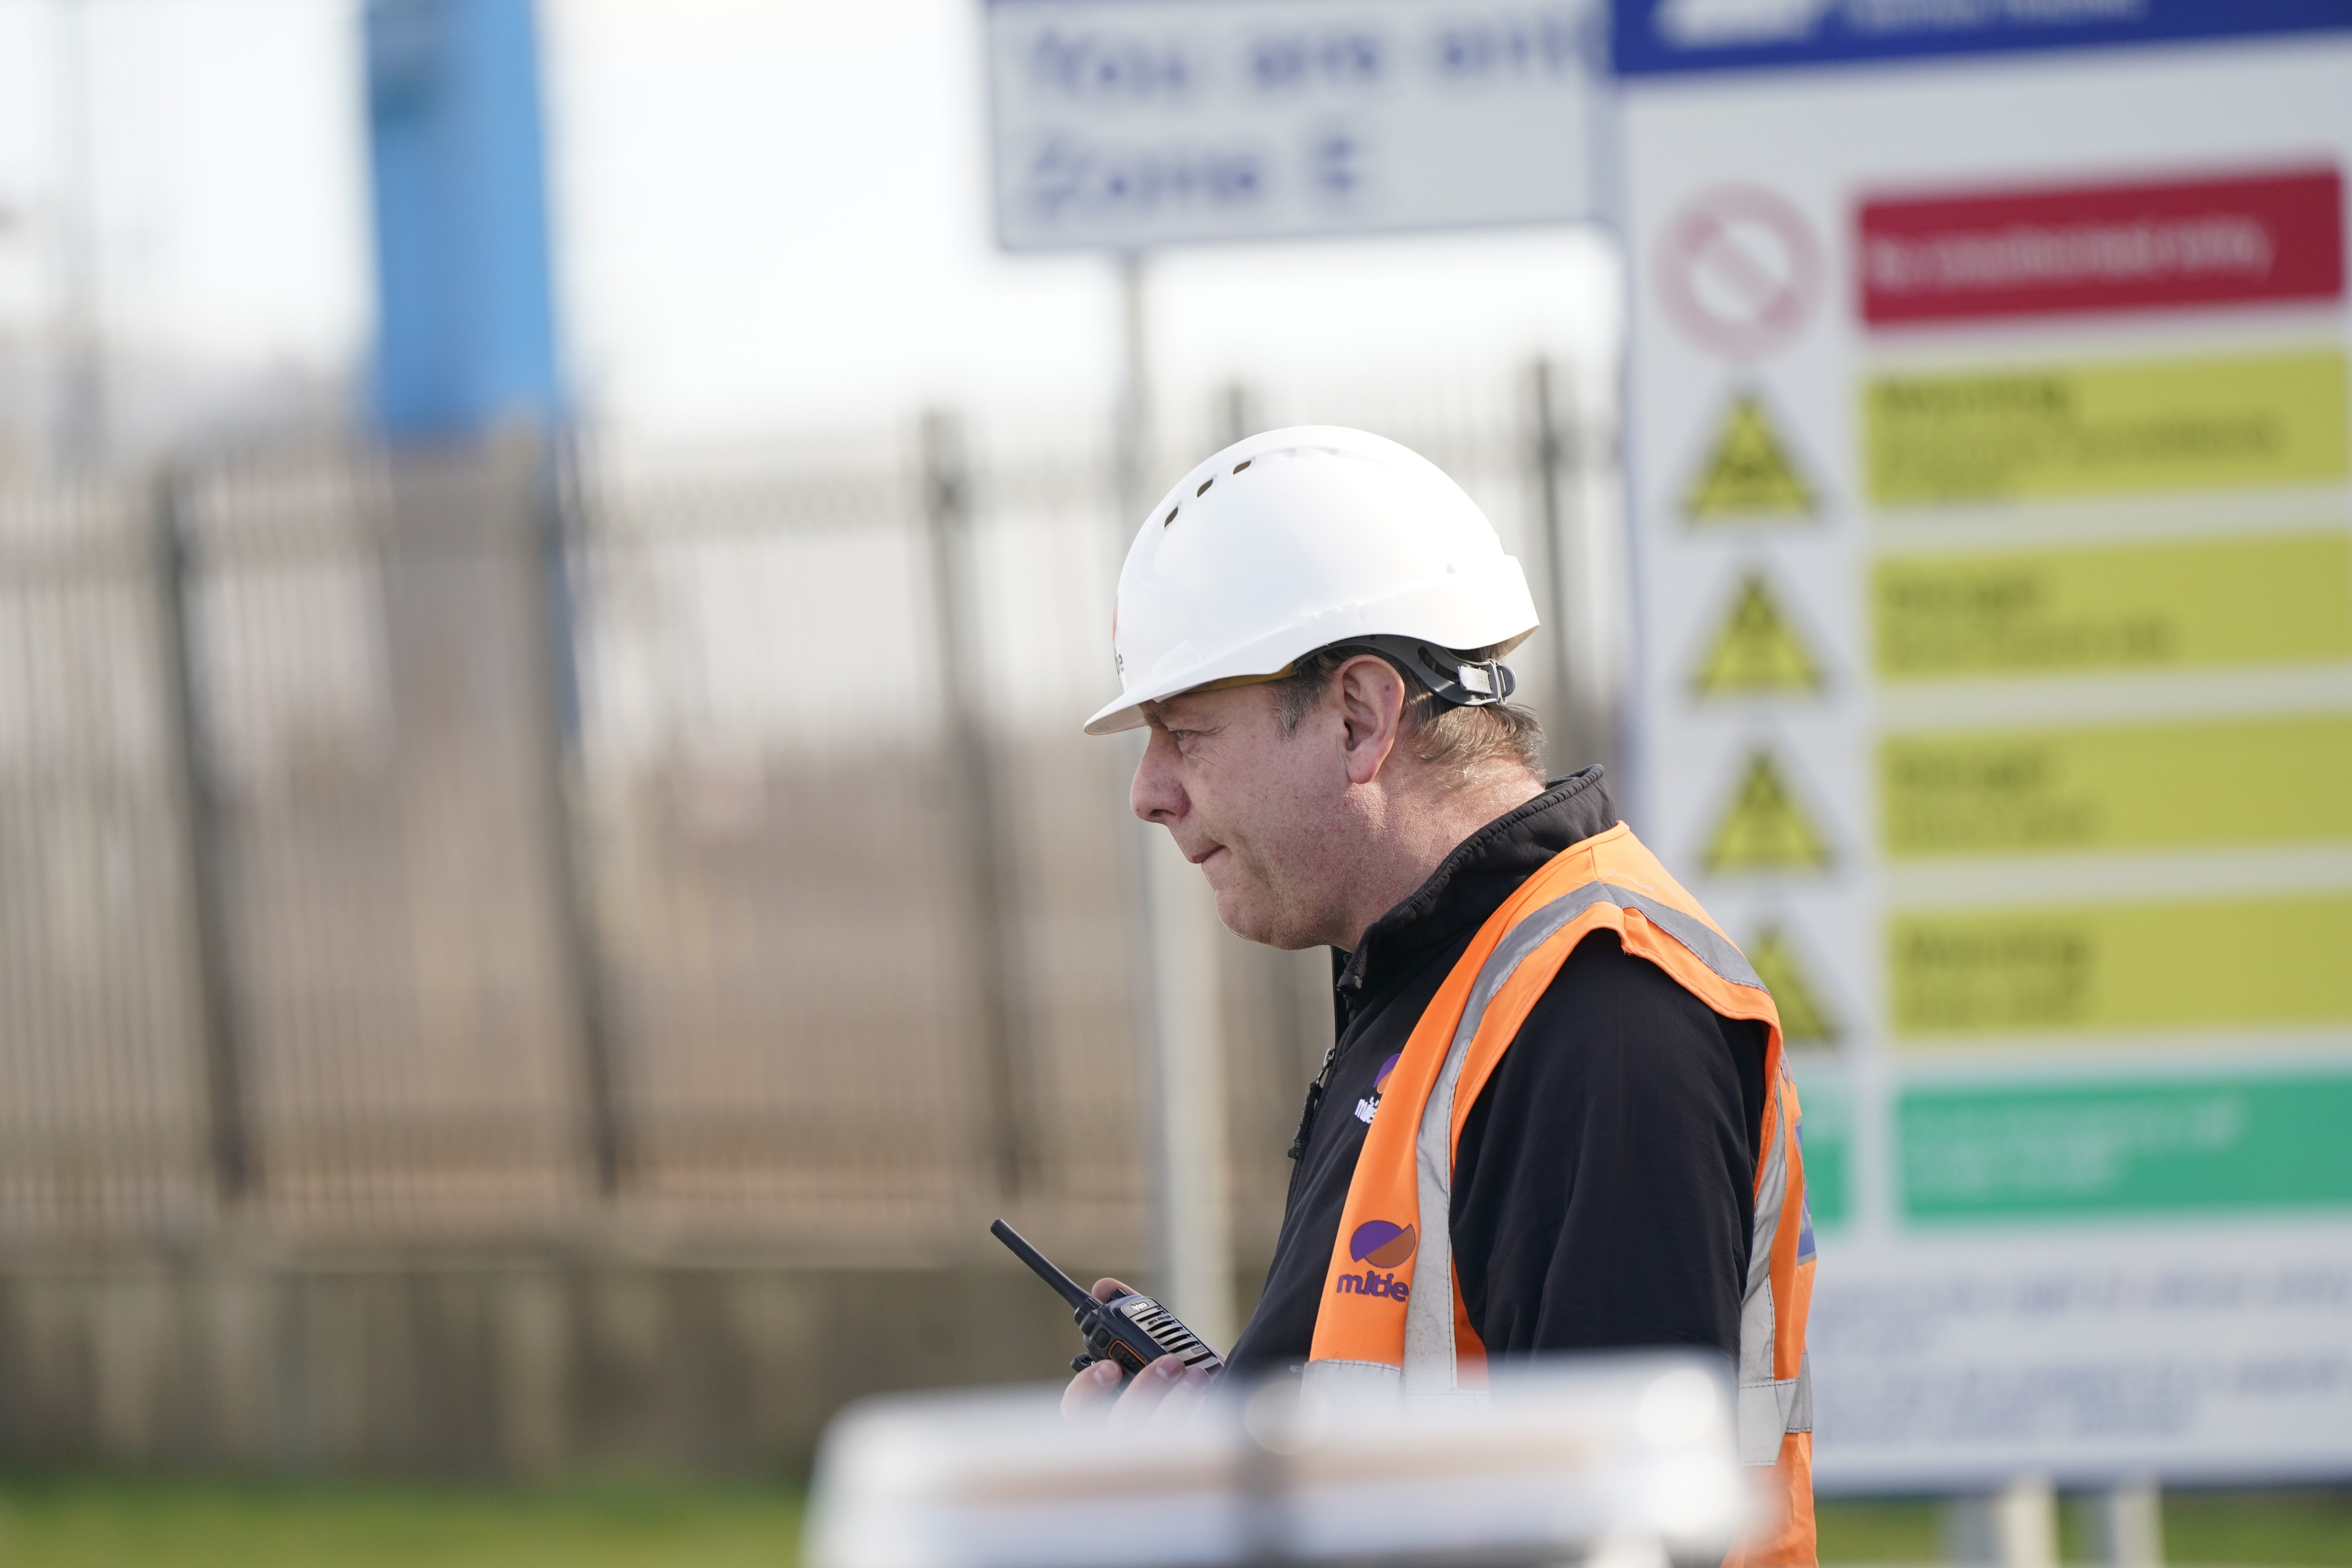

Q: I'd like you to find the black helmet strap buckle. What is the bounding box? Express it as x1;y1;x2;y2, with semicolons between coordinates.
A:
1344;635;1517;710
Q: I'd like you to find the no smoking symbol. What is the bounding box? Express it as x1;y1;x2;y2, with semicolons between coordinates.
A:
1658;187;1822;359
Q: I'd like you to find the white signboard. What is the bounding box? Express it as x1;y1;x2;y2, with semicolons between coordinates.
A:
1613;3;2352;1489
984;0;1594;252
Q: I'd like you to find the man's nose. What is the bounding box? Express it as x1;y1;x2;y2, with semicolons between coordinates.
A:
1130;730;1187;824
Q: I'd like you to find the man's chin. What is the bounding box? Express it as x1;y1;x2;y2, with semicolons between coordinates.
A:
1209;887;1272;945
1211;889;1316;950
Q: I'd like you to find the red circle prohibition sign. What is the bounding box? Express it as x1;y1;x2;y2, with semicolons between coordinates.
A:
1656;186;1823;360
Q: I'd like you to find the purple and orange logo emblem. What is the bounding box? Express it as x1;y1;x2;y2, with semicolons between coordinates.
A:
1349;1220;1417;1267
1333;1220;1416;1301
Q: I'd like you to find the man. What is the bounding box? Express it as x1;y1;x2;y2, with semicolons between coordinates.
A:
1066;427;1815;1565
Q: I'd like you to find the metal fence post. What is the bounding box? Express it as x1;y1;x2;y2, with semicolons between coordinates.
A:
1528;358;1581;773
1945;1475;2061;1568
922;410;1031;1198
1528;356;1626;790
151;464;248;1203
1216;382;1261;450
2086;1478;2165;1568
534;435;626;1197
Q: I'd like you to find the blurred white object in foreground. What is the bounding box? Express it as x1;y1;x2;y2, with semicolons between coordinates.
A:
806;1353;1749;1568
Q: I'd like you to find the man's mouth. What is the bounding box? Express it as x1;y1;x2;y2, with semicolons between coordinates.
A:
1189;844;1227;868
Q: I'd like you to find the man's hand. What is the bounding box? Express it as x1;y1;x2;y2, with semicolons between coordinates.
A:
1058;1278;1216;1428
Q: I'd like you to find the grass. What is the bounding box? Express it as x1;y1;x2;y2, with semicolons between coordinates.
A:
0;1473;803;1568
2131;1492;2352;1566
1817;1491;2352;1564
0;1472;2344;1566
1818;1497;1945;1561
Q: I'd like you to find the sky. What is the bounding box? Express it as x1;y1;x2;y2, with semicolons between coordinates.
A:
0;0;1622;449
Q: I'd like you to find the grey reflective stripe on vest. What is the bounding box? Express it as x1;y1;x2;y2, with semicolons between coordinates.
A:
1387;877;1808;1462
1738;1065;1811;1464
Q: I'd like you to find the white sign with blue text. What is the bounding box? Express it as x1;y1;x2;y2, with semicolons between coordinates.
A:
984;0;1594;252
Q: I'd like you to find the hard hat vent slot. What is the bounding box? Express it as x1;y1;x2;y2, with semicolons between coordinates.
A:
1232;460;1250;474
1163;506;1179;527
1196;477;1214;496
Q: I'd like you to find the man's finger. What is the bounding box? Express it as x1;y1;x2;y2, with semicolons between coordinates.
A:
1090;1277;1129;1302
1060;1356;1123;1420
1143;1365;1215;1432
1105;1352;1189;1432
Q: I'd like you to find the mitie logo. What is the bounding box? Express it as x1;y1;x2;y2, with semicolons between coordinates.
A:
1334;1220;1416;1301
1354;1052;1402;1125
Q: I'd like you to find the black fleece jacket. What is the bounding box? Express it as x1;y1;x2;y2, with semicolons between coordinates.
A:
1224;768;1769;1378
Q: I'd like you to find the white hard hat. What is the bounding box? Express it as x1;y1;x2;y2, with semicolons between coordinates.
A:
1084;426;1540;736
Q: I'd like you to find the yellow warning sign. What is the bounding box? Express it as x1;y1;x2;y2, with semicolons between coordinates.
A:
1880;712;2352;860
1693;574;1826;696
1873;532;2352;681
1890;891;2352;1038
1865;348;2349;507
1683;394;1817;521
1748;924;1837;1044
1704;750;1833;873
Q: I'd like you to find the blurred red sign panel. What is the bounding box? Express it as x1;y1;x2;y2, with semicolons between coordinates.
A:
1859;167;2343;326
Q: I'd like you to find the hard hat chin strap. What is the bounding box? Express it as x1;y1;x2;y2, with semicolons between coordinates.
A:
1341;635;1518;710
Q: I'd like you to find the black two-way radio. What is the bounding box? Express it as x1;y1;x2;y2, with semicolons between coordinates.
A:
991;1218;1226;1382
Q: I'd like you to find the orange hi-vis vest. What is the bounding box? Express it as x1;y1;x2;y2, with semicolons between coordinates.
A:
1303;822;1816;1566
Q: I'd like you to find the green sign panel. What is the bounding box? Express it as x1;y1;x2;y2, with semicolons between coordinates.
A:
1793;1068;1851;1228
1900;1075;2352;1220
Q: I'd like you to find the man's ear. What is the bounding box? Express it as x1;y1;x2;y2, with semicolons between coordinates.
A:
1332;654;1407;786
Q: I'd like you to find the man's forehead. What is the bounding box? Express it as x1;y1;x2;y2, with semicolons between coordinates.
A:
1141;693;1212;726
1144;685;1258;726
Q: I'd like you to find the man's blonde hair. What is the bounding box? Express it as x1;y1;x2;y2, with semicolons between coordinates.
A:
1269;642;1545;783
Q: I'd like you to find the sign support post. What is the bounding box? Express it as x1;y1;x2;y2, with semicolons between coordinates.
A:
1110;248;1238;1346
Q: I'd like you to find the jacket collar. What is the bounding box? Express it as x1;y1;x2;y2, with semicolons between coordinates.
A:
1334;766;1618;1020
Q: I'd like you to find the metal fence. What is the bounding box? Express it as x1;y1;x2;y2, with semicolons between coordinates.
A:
0;367;1614;1268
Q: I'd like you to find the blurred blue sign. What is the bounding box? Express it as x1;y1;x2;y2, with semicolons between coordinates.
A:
365;0;562;440
1612;0;2352;76
984;0;1597;252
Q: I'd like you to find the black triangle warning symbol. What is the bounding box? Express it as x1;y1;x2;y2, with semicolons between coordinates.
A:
1683;395;1816;521
1693;574;1824;697
1746;924;1837;1045
1703;750;1833;873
